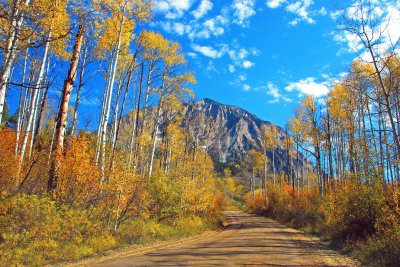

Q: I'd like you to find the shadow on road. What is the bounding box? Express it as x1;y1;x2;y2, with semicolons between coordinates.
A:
91;211;356;267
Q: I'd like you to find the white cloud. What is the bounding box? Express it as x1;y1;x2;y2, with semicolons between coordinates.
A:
267;99;280;104
192;0;213;19
319;7;327;16
155;0;193;19
332;30;364;53
189;42;259;73
187;52;198;58
332;0;400;59
267;82;281;98
265;0;321;25
158;21;192;36
286;0;315;25
232;0;256;26
192;44;224;58
189;29;210;39
250;48;260;56
282;96;293;103
264;82;293;103
285;77;330;97
158;21;172;32
229;72;248;90
174;22;185;35
184;15;229;40
205;60;218;73
242;60;255;68
243;84;251;91
239;73;247;81
289;19;300;26
226;46;257;69
266;0;286;9
156;2;170;13
238;48;249;59
203;18;225;36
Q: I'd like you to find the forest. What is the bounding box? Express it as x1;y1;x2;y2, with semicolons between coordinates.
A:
0;1;228;265
0;0;399;266
245;6;400;265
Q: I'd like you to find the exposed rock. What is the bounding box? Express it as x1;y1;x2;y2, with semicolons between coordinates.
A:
121;98;308;174
182;98;298;174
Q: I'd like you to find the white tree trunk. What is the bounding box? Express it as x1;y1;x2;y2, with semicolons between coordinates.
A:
19;37;50;164
0;0;32;125
148;123;159;178
111;82;122;149
27;88;41;159
15;47;29;155
70;44;88;137
99;16;124;185
96;57;114;164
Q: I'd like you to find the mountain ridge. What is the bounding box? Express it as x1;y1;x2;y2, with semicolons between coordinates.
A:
182;98;292;173
120;97;305;175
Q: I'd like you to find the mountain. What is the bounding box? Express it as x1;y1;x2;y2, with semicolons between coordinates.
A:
120;98;306;174
181;98;294;174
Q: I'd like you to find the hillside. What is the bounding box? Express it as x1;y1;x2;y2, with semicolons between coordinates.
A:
181;98;304;174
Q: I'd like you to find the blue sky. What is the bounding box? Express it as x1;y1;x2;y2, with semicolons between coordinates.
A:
5;0;399;129
149;0;400;127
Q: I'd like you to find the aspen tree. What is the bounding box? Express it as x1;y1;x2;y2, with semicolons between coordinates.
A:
339;0;400;157
0;0;32;125
48;24;84;194
95;0;151;184
19;0;70;164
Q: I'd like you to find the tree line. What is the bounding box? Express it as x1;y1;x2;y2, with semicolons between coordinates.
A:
245;2;400;265
0;1;225;265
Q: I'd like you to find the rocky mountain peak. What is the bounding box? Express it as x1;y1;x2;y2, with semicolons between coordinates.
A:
182;98;293;173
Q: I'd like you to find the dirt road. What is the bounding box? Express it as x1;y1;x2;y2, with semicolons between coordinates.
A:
89;211;357;266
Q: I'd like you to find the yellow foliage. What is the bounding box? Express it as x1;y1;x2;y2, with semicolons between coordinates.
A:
0;130;18;191
58;134;100;205
0;194;116;266
30;0;71;59
95;15;135;58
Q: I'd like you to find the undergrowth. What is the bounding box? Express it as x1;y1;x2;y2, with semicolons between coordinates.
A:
245;182;400;267
0;193;219;266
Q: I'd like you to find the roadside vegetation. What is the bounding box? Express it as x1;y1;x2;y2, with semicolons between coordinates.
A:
243;2;400;266
0;131;226;265
1;0;399;266
0;1;227;266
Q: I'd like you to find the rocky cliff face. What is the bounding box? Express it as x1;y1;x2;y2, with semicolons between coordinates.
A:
182;98;292;173
121;98;305;174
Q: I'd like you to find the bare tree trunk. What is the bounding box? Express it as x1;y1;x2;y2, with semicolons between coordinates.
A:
33;53;52;140
112;67;132;150
27;88;41;160
99;15;124;185
70;44;88;137
132;63;144;172
141;63;153;134
95;60;113;164
48;111;58;163
263;147;268;205
15;47;30;155
19;34;51;164
110;82;123;150
0;0;32;125
48;25;84;194
149;103;162;179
